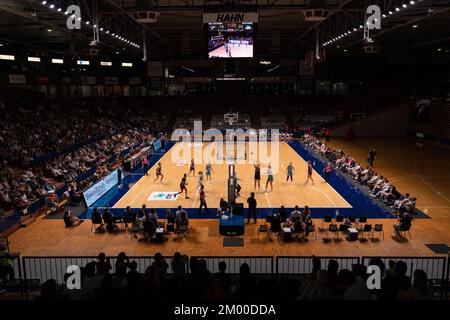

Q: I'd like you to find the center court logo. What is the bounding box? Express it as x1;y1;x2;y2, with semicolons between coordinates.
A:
148;192;179;201
170;121;280;174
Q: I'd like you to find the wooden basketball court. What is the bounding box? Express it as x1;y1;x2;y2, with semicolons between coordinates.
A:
114;141;351;209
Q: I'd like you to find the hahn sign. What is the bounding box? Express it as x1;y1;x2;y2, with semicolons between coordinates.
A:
203;12;259;23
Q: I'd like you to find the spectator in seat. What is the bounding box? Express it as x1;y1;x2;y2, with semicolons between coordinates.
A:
234;263;256;299
382;260;411;300
115;252;129;276
102;208;116;232
166;208;177;224
122;206;135;227
268;212;282;241
126;261;141;292
96;252;112;277
213;261;232;290
142;213;156;241
175;210;189;238
401;269;434;300
63;209;82;227
151;253;169;282
91;207;104;230
296;269;333;300
393;211;412;237
171;252;188;277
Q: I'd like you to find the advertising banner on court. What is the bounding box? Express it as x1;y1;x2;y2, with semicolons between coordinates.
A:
83;169;118;207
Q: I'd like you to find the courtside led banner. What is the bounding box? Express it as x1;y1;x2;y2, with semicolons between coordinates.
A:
202;12;259;23
83;169;118;207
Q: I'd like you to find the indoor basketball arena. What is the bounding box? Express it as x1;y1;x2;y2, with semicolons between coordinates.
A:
0;0;449;312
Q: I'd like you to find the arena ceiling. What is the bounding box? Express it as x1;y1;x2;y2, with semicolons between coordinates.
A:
0;0;449;60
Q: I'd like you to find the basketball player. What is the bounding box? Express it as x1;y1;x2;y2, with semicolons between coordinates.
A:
254;163;261;191
234;174;242;197
177;173;189;199
189;159;195;176
205;162;212;182
197;171;204;188
142;155;149;175
306;161;315;185
154;162;164;183
286;162;295;182
265;164;274;192
198;185;209;214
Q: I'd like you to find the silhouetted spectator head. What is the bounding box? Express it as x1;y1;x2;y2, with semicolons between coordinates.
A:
190;257;199;273
98;252;106;262
154;252;163;262
85;261;96;277
352;264;368;280
218;261;227;273
327;260;339;275
413;269;429;292
312;257;321;270
129;261;138;271
145;265;157;279
40;279;57;299
395;261;408;276
239;263;251;278
338;269;355;287
117;252;126;261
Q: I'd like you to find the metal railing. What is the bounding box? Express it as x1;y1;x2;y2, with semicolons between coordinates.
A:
192;256;274;275
0;255;448;299
276;256;360;276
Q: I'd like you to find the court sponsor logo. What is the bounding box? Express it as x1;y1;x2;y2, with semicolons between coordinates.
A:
148;192;179;201
170;120;280;174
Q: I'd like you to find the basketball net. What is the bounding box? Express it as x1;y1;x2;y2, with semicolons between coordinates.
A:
224;112;238;126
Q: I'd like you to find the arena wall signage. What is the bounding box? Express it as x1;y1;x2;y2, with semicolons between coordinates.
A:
202;12;259;23
82;169;119;207
8;74;26;84
104;76;119;85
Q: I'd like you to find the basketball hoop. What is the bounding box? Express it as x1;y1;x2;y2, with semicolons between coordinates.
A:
224;112;238;126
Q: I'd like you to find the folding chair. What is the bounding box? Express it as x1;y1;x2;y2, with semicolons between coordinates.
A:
175;225;189;240
305;224;318;240
325;224;338;241
359;224;372;240
398;225;412;239
91;217;103;232
373;224;384;240
321;215;333;231
357;216;368;231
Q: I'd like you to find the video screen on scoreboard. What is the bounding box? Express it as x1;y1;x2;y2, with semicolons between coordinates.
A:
208;22;254;58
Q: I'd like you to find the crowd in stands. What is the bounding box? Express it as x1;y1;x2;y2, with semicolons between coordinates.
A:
34;253;436;301
301;133;417;218
0;98;168;214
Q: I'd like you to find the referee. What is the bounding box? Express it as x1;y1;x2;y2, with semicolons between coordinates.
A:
246;192;257;224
